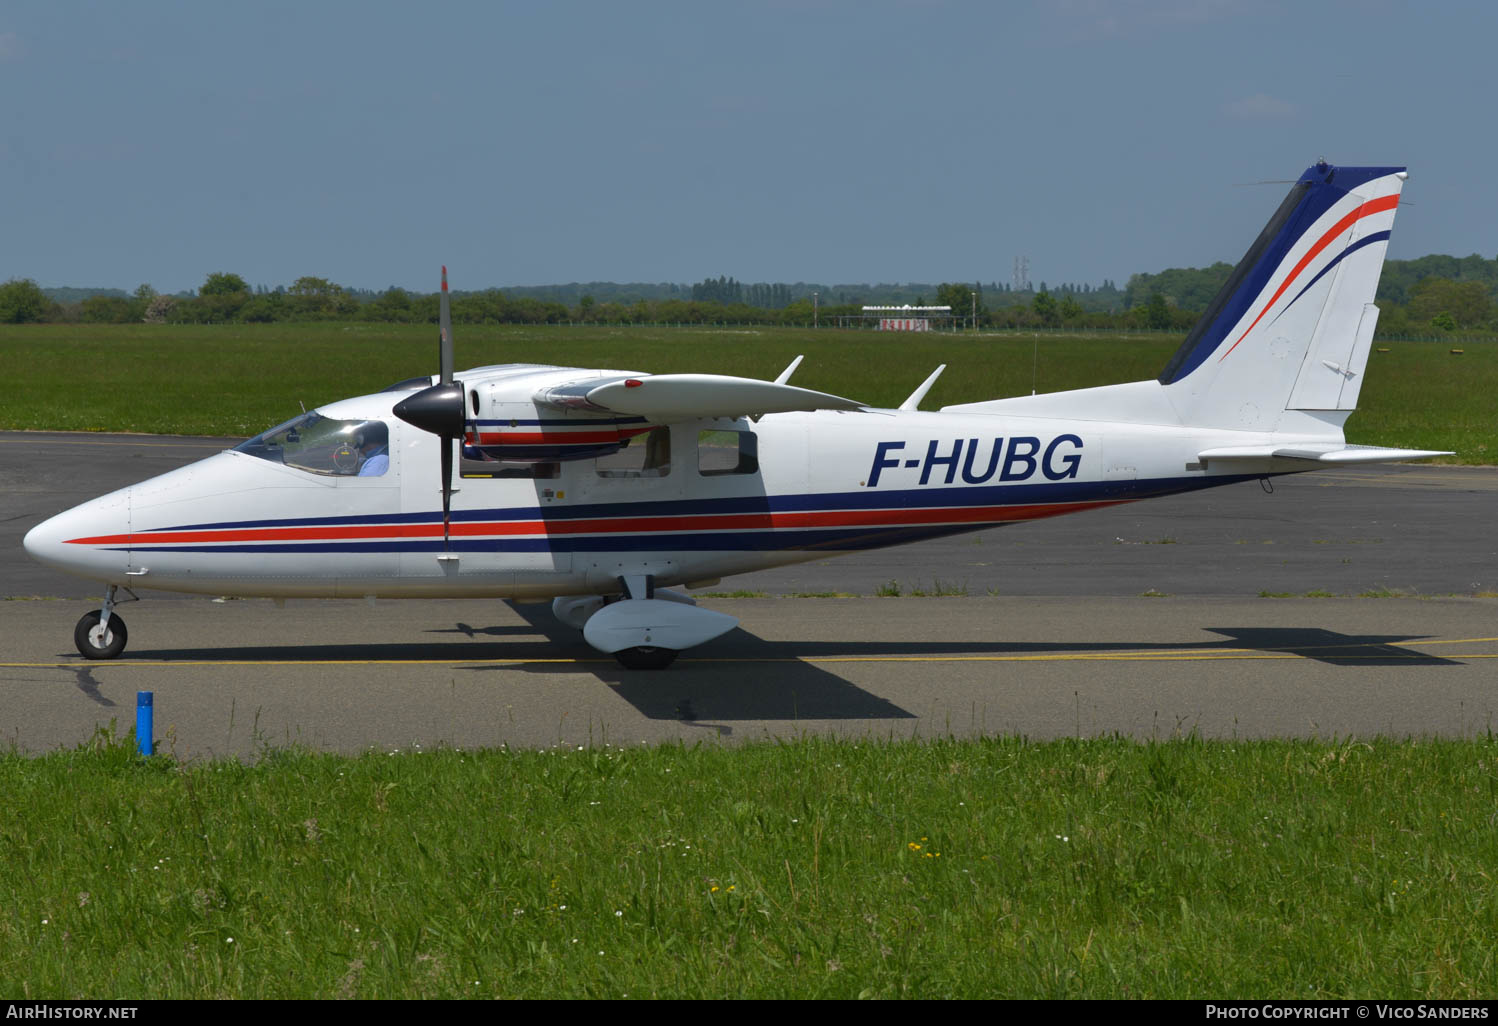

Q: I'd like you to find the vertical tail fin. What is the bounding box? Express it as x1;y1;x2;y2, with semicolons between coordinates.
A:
1159;162;1405;433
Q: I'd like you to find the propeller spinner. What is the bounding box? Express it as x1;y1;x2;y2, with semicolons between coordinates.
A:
393;267;465;549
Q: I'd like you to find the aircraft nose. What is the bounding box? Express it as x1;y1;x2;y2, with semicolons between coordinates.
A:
23;512;65;566
23;490;132;583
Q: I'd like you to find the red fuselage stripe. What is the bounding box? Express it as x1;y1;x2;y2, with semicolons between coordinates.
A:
67;499;1126;547
464;426;653;445
468;430;629;445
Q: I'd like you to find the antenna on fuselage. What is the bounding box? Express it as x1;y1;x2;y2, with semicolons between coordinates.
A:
773;355;804;385
898;365;946;412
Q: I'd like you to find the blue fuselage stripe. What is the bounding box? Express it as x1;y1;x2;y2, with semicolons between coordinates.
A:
111;523;990;555
147;472;1259;534
127;473;1266;554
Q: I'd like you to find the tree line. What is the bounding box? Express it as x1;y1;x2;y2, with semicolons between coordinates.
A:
5;255;1497;334
1124;255;1498;334
0;273;1170;329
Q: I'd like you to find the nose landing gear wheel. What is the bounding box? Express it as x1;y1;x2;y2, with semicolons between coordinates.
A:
74;611;128;660
614;646;678;670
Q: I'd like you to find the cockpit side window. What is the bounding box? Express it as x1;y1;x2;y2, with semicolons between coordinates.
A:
235;413;390;477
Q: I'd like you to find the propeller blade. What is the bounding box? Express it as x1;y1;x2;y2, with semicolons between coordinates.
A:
393;382;466;552
396;267;463;551
439;435;454;549
439;266;454;385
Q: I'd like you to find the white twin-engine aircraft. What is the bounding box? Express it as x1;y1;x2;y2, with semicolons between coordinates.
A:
26;162;1448;668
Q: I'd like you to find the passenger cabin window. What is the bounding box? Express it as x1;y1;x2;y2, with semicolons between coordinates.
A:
235;413;390;477
698;429;758;476
596;427;671;478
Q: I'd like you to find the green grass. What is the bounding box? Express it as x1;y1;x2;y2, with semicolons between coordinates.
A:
1358;343;1498;463
1;324;1492;462
910;579;969;597
873;578;969;597
4;731;1497;998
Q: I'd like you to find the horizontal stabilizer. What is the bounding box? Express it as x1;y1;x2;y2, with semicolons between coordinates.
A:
1198;443;1451;464
537;374;863;421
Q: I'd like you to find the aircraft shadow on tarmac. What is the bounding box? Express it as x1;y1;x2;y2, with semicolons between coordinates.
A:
1199;627;1458;668
469;604;1461;729
102;606;1461;732
479;603;917;729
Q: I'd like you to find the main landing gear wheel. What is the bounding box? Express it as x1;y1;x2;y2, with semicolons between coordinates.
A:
74;611;128;660
614;646;678;671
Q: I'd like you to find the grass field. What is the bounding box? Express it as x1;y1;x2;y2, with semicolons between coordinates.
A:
2;323;1492;462
3;731;1496;999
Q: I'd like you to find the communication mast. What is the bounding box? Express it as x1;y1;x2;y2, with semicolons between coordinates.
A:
1012;255;1031;293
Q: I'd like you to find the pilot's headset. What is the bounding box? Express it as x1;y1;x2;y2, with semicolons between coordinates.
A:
354;422;388;451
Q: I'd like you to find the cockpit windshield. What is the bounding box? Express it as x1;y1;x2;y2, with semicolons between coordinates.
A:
234;412;390;477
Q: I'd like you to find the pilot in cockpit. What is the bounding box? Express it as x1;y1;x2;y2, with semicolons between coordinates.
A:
355;422;389;476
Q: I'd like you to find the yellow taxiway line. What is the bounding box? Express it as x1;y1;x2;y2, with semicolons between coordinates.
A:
4;638;1497;670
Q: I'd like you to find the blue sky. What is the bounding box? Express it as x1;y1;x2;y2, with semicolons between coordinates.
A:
4;0;1494;294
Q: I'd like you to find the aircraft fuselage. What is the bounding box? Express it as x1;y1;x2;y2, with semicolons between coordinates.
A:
24;392;1274;601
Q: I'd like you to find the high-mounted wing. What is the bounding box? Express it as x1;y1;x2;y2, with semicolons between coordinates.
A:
533;373;864;421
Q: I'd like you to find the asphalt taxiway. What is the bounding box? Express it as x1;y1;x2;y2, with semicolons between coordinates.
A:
3;432;1495;754
3;595;1495;756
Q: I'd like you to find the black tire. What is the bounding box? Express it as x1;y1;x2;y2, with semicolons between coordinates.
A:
74;611;128;660
614;646;678;671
